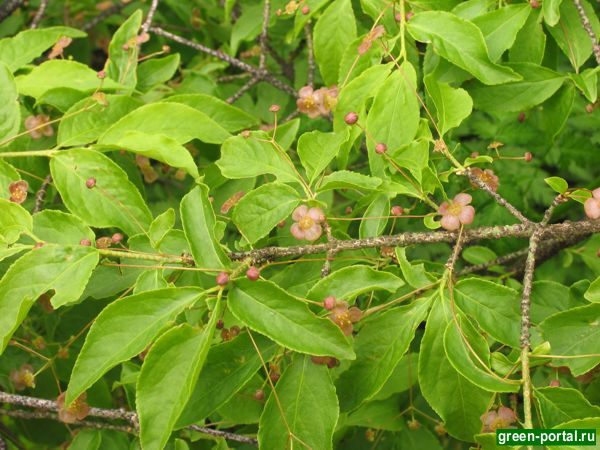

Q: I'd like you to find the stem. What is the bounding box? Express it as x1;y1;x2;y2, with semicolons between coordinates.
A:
399;0;407;61
0;150;58;158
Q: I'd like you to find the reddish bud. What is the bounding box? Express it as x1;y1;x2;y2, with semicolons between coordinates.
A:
57;347;69;359
230;325;240;337
470;151;480;158
270;371;281;383
597;248;600;257
85;177;96;189
79;239;92;246
216;272;229;286
246;266;260;281
326;357;339;369
345;206;353;215
111;233;124;244
323;296;336;310
407;419;421;430
586;103;595;113
254;389;265;401
375;143;387;154
405;11;414;20
216;319;224;330
277;220;286;228
301;5;310;14
34;242;45;249
269;104;280;113
395;13;402;22
276;8;283;15
530;0;540;7
97;70;106;79
524;151;533;162
344;111;358;125
518;112;526;123
434;423;446;436
549;379;561;387
391;205;404;216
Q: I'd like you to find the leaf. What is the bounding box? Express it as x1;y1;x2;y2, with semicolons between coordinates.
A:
33;210;95;245
336;297;432;411
454;278;521;347
306;265;404;302
344;397;404;431
372;352;419;400
100;131;200;179
467;63;565;113
407;11;521;85
65;287;204;405
543;0;564;26
231;182;302;244
134;270;168;294
313;0;356;85
98;102;231;146
317;171;382;192
541;84;575;142
137;54;181;91
228;279;355;360
230;3;262;55
57;95;142;147
0;26;86;72
359;194;389;238
138;311;219;450
178;333;278;427
545;176;568;194
163;94;258;132
443;316;520;392
0;160;19;199
149;209;175;247
67;429;102;450
424;75;473;136
258;355;339;450
50;149;152;236
15;60;123;99
0;200;32;245
297;130;349;185
539;303;600;376
535;387;600;428
509;9;546;64
0;61;19;144
217;132;300;183
471;4;531;61
531;281;574;323
106;10;142;89
180;185;230;269
419;294;492;441
387;139;430;183
366;63;420;177
0;245;98;352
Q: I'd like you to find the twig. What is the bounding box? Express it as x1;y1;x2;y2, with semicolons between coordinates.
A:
32;174;52;214
0;0;22;23
141;0;159;34
258;0;270;70
81;1;128;32
458;248;528;276
464;168;531;225
321;221;336;277
573;0;600;64
304;22;315;88
150;26;297;97
226;77;259;104
30;0;49;29
188;424;258;445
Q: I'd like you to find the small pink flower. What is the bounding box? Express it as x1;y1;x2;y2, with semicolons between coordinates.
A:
584;188;600;220
317;85;338;115
296;86;324;118
24;115;54;139
48;36;72;59
438;193;475;231
481;406;517;432
327;300;362;336
358;25;385;55
290;205;325;241
470;168;499;192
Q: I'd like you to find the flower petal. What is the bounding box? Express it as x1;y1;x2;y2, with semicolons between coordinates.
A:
454;193;472;206
290;223;305;240
585;198;600;219
307;207;325;222
458;205;475;225
304;224;322;241
441;214;460;231
292;205;308;221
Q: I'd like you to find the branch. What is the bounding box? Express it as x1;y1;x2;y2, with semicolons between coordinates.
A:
226;76;259;104
141;0;159;34
32;174;52;214
0;0;22;23
29;0;49;29
304;22;315;88
258;0;270;69
573;0;600;64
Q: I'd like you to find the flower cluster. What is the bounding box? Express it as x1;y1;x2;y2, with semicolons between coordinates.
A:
470;168;499;192
296;86;338;118
480;406;517;432
326;298;362;336
24;115;54;139
291;205;325;241
584;188;600;219
57;392;90;424
8;180;28;204
438;193;475;231
10;364;35;390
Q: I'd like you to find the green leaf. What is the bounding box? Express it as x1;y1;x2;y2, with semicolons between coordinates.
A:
461;246;497;265
228;279;355;360
134;270;168;294
137;54;180;91
543;0;564;26
424;75;473;136
0;160;19;199
230;3;262;55
33;210;95;245
372;352;419;400
387;139;430;183
336;297;432;411
317;171;383;192
539;303;600;376
443;316;520;392
419;294;492;441
0;26;86;72
306;265;404;302
344;397;405;431
535;387;600;428
57;95;142;147
297;130;348;185
100;131;200;179
231;182;301;244
67;429;101;450
467;63;565;113
407;11;521;85
570;67;599;103
313;0;356;85
366;63;420;177
0;199;32;245
178;333;278;427
163;94;258;132
149;209;175;247
359;194;389;238
0;245;98;352
258;355;339;450
66;287;204;405
138;311;219;450
531;281;574;324
107;10;142;89
50;149;152;236
454;278;520;347
509;9;546;64
0;61;19;144
15;60;123;99
546;0;600;70
217;132;300;183
541;83;575;142
585;276;600;303
180;185;230;269
396;247;432;289
99;102;231;146
545;176;569;194
471;4;531;61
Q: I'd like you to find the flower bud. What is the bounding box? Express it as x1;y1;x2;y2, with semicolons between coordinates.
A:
86;177;96;189
344;111;358;125
246;266;260;281
391;205;404;216
375;143;387;154
216;272;229;286
323;296;336;310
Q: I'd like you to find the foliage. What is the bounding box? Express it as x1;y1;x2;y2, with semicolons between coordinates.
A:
0;0;599;449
